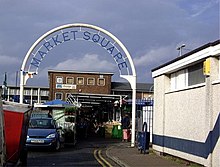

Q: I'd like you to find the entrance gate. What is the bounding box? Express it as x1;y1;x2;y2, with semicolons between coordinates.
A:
19;23;137;146
136;98;153;142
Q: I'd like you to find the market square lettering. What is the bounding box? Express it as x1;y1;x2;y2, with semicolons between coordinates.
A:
30;29;127;71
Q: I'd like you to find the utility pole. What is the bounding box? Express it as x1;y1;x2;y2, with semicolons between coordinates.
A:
2;72;7;101
0;89;6;166
15;71;18;87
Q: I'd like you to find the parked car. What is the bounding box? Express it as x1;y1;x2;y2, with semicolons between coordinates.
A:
26;117;61;151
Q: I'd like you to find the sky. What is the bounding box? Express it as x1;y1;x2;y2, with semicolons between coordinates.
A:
0;0;219;87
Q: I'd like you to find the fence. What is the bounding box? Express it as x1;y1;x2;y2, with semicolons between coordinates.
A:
136;98;153;142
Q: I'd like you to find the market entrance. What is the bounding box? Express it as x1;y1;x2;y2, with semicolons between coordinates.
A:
20;23;137;146
67;93;122;140
67;93;121;122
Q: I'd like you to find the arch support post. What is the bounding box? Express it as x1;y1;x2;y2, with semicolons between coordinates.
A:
121;75;136;147
20;71;36;104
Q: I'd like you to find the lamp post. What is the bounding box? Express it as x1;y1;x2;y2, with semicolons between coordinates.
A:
2;72;7;101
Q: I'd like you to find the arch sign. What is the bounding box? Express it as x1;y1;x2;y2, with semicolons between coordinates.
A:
20;23;136;146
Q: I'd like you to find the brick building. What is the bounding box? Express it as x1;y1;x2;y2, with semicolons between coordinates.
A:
2;70;153;122
47;70;153;122
48;70;113;101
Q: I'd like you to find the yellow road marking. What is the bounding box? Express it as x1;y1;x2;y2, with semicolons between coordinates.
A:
98;150;113;167
94;149;106;167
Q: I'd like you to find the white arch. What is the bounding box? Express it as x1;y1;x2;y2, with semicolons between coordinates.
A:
20;23;136;147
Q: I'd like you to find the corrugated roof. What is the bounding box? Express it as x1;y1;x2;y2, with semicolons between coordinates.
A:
48;70;114;75
111;82;153;92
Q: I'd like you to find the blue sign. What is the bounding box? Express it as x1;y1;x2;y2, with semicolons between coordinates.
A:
126;99;154;106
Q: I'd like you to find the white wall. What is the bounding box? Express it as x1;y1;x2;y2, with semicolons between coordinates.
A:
164;86;206;141
152;57;220;166
210;83;220;167
152;41;220;166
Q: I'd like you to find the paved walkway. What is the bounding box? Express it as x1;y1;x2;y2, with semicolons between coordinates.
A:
106;142;188;167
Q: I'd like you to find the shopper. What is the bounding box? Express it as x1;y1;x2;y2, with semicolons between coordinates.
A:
121;114;130;129
121;114;131;141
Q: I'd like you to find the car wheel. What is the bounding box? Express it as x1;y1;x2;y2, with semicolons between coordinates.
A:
55;140;61;151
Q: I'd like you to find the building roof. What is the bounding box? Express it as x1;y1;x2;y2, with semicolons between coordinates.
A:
111;82;153;92
4;82;154;92
48;70;114;75
6;85;49;89
152;39;220;78
152;39;220;72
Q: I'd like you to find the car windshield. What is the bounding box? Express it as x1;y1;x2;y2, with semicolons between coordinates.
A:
29;118;56;129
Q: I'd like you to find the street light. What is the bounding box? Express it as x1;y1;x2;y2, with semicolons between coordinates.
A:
177;44;186;57
2;72;7;101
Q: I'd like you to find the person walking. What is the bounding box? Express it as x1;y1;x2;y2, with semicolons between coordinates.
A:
121;114;131;141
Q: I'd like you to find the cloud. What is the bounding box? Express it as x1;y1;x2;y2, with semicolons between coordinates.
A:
132;45;177;83
134;45;177;67
0;0;218;85
25;53;116;86
0;55;19;65
52;53;115;72
190;0;219;17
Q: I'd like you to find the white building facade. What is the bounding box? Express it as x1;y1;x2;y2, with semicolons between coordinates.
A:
152;40;220;167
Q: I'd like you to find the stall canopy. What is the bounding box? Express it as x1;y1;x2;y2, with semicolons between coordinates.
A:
43;99;69;105
38;99;74;108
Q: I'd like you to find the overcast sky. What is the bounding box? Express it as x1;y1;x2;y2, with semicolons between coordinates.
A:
0;0;219;87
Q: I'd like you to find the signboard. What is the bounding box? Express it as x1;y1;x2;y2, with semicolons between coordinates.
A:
27;25;131;76
56;84;76;90
203;58;210;76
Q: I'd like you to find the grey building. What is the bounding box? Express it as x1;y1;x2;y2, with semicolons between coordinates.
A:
152;40;220;167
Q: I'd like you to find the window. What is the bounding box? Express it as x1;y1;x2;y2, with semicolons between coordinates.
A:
87;78;95;85
188;63;205;86
98;78;105;86
16;89;20;95
66;93;71;101
170;69;187;90
66;77;74;84
170;62;205;90
56;76;63;83
33;90;38;96
40;90;49;96
77;77;84;85
9;89;15;95
55;92;63;100
24;89;31;95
